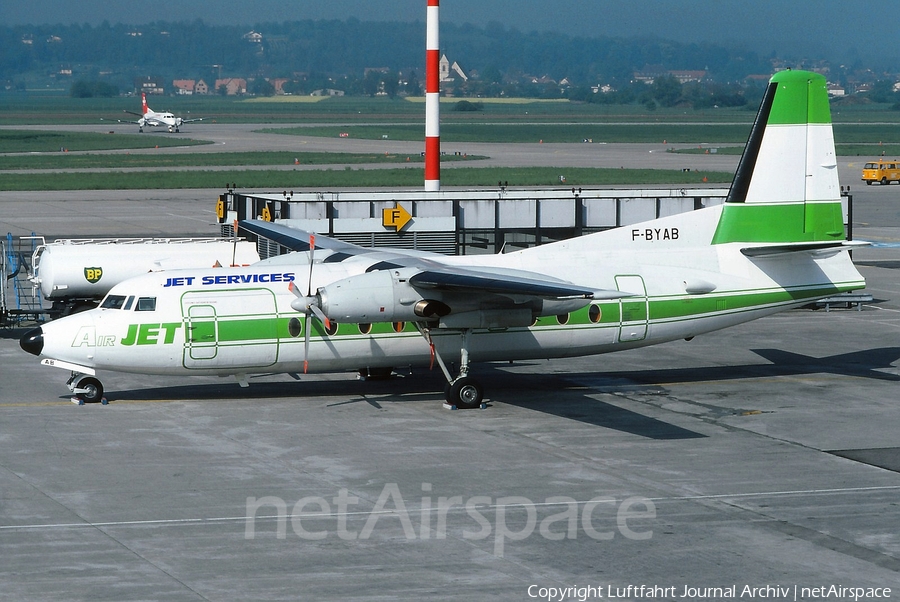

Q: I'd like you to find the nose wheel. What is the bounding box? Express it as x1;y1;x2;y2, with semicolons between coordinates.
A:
67;373;107;405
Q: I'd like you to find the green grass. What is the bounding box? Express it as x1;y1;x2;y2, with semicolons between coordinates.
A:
0;166;733;191
0;150;485;170
0;94;758;125
3;94;895;192
0;130;211;152
835;144;900;157
3;93;900;126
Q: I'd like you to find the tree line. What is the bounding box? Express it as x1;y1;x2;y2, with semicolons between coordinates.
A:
3;19;771;88
3;19;897;109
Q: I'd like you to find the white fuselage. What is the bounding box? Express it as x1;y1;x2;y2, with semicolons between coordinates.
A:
32;204;864;379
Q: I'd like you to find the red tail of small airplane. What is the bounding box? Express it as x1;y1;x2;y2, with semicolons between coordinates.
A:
141;92;149;115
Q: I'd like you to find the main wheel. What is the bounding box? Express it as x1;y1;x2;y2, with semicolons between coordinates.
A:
74;377;104;403
882;177;888;185
446;376;483;409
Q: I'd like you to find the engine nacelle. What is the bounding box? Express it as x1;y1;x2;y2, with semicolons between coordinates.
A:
317;269;448;323
315;267;593;327
535;297;592;316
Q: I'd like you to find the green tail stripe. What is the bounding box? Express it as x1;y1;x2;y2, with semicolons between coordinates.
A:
767;70;831;125
712;202;845;244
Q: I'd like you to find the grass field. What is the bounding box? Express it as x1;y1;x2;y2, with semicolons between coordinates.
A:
0;150;484;170
0;166;732;191
0;130;211;153
1;93;897;191
2;93;898;125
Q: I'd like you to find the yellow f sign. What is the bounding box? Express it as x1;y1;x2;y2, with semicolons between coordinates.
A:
382;204;412;231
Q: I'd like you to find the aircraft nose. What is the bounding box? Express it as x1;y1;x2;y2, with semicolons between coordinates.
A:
19;327;44;356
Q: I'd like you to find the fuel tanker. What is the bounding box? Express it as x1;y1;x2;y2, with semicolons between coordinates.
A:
30;237;259;317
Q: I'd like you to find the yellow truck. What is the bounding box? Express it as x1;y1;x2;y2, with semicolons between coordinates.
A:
862;159;900;185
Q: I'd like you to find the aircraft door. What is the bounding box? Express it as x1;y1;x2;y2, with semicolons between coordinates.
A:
181;289;280;369
615;275;648;342
186;304;218;361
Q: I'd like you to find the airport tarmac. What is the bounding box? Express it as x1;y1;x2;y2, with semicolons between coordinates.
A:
1;250;900;600
2;135;900;599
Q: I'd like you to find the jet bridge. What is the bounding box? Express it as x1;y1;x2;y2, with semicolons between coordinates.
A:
217;186;732;259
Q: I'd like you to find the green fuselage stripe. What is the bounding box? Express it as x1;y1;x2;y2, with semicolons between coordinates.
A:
181;283;859;347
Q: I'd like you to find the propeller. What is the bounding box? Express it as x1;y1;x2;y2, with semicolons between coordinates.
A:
288;234;331;374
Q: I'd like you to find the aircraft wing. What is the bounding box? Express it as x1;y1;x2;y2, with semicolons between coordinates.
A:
409;267;623;300
240;220;626;305
180;117;206;124
239;219;449;264
239;220;377;254
101;117;141;125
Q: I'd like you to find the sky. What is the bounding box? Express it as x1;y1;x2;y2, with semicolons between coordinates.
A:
5;0;895;66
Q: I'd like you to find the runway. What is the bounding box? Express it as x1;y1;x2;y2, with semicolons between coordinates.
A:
2;129;900;599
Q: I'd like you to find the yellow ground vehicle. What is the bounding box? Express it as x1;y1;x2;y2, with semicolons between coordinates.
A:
862;159;900;185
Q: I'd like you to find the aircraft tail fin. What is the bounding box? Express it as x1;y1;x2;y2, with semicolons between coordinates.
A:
712;69;844;245
141;92;150;115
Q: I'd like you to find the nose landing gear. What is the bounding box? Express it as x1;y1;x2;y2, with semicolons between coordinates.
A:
67;373;107;405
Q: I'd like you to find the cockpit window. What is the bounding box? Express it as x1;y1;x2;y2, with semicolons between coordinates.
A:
135;297;157;312
100;295;127;309
123;296;135;311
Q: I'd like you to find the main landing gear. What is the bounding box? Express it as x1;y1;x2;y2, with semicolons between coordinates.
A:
417;326;486;410
67;373;107;405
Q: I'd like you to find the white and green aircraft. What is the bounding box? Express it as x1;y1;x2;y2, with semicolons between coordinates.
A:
20;70;866;408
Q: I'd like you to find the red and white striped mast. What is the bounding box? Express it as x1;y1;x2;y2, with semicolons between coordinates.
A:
425;0;441;191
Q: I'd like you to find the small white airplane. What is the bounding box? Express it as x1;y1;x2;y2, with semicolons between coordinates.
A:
108;92;205;133
22;70;867;408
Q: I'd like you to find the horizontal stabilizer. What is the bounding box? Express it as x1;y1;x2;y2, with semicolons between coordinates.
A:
740;240;868;258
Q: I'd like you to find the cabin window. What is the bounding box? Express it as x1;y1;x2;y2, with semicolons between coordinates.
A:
288;317;302;338
556;313;570;325
589;304;602;323
392;322;405;333
325;321;338;336
135;297;157;312
358;323;372;335
100;295;127;309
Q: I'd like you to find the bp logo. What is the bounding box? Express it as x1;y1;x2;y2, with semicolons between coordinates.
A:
84;267;103;284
